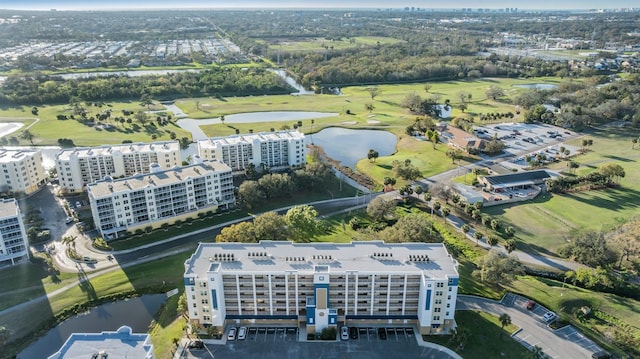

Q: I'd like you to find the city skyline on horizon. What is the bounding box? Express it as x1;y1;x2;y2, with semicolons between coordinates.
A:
1;0;638;11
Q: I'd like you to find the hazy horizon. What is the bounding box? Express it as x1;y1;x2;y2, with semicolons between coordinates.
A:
1;0;638;11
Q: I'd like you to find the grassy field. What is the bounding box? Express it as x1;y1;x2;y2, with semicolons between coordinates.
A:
426;310;528;359
0;102;191;147
507;275;640;357
149;292;188;359
484;127;640;254
188;77;560;186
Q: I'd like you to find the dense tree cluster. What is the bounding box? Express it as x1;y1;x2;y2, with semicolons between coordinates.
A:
0;68;293;105
237;161;335;209
546;163;625;193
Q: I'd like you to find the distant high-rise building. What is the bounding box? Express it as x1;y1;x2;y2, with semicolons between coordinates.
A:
88;160;234;240
197;130;305;173
56;141;181;193
0;149;47;195
0;198;29;267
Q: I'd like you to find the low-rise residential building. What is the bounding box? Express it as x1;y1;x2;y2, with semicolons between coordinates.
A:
0;198;29;267
183;241;459;335
197;130;305;173
87;160;234;240
0;149;47;195
438;125;485;151
56;141;181;192
48;326;154;359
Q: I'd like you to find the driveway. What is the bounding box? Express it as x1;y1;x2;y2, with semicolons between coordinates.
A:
457;294;603;359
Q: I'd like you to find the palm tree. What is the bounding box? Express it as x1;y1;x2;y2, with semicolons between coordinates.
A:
473;231;483;245
505;239;516;253
461;224;470;235
441;207;450;222
499;313;511;337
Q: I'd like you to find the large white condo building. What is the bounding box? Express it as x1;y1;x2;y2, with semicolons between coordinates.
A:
197;130;305;173
0;198;29;267
56;141;181;192
87;160;235;239
0;149;46;195
183;241;459;335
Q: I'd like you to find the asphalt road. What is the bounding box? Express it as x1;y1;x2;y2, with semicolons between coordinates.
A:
458;294;602;359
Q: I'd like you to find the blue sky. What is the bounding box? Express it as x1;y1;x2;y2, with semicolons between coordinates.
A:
1;1;637;10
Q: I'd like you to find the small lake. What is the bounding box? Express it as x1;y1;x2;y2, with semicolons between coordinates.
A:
311;127;397;169
18;294;166;359
513;83;558;90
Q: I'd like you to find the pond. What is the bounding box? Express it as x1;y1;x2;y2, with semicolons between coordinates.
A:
513;83;558;90
311;127;397;169
18;294;166;359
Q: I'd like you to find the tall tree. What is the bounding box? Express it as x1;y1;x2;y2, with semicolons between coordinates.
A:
366;196;396;222
485;85;506;100
20;129;35;145
285;205;321;241
474;249;524;286
367;149;379;162
499;313;512;337
366;86;381;100
253;211;289;241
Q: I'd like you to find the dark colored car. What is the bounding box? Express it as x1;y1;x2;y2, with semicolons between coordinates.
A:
349;326;358;339
526;300;536;310
377;328;387;340
591;351;611;359
188;340;204;349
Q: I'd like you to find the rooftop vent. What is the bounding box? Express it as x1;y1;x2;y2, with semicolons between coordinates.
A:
408;254;430;262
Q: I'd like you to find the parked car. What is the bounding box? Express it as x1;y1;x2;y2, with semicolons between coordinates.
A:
75;201;82;208
341;326;349;340
237;327;247;340
377;328;387;340
65;216;74;224
543;311;557;322
188;340;204;349
591;351;611;359
227;327;237;340
349;326;358;339
526;300;536;310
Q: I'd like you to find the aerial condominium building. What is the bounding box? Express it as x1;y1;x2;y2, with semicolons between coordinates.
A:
0;149;47;195
197;130;305;173
55;141;181;192
183;241;459;335
87;160;234;240
0;198;29;267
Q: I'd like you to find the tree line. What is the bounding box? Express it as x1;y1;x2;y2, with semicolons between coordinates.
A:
0;67;293;105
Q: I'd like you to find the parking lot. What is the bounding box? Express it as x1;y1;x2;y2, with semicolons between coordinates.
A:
182;325;455;359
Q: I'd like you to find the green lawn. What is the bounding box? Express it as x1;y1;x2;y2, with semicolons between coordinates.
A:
484;127;640;255
149;292;188;359
426;310;529;359
0;102;191;147
507;275;640;357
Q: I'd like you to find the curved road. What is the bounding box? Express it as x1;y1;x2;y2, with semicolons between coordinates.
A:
458;294;602;359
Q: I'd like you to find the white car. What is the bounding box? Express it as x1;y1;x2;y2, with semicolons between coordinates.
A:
237;327;247;340
227;327;237;341
341;326;349;340
543;311;557;322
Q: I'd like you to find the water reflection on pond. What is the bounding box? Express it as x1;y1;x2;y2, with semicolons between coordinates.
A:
512;83;558;90
18;294;166;359
311;127;397;169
